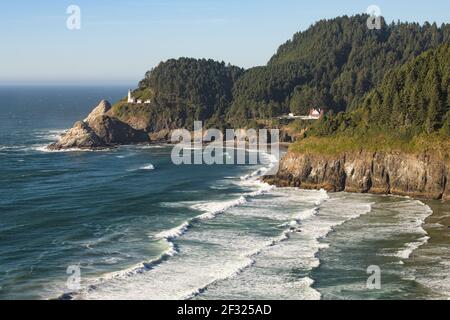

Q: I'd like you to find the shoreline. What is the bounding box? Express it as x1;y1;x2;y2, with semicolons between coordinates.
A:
59;187;448;300
10;129;450;300
263;149;449;202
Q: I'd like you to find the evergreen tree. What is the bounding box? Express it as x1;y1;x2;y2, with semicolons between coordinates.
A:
424;64;445;133
230;15;450;123
309;44;450;137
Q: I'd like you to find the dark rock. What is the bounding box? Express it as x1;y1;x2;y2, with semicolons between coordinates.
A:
47;100;150;150
149;129;171;143
88;115;149;145
266;151;449;201
48;121;107;150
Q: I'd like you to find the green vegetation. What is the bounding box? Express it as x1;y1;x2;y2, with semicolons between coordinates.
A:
112;58;244;131
112;14;449;155
293;44;450;157
229;15;449;124
112;103;152;123
228;62;310;125
291;132;450;159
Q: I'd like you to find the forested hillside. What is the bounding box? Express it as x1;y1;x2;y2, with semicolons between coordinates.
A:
292;44;449;157
310;45;449;136
363;44;449;135
229;15;450;124
113;14;450;132
113;58;244;130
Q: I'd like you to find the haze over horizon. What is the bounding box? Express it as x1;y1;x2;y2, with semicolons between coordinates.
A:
1;0;449;85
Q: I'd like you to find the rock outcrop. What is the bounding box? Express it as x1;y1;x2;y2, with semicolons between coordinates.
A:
265;151;449;201
85;99;112;123
48;100;149;150
48;121;108;150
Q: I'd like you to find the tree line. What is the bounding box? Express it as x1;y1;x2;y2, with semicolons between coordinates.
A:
115;14;450;134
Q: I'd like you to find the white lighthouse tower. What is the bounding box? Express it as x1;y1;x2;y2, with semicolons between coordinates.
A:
127;89;135;103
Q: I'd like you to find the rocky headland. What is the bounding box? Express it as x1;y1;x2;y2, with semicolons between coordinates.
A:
48;100;150;150
264;151;449;201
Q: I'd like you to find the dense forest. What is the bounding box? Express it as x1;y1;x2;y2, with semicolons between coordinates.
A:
113;58;243;130
113;14;450;135
311;44;449;136
229;15;450;124
288;44;449;157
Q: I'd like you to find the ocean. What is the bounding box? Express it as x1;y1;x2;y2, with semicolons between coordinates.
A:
0;86;448;300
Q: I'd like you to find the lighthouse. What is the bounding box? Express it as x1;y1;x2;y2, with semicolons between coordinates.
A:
127;89;136;103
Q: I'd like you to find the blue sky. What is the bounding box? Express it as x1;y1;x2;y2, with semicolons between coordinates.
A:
0;0;449;85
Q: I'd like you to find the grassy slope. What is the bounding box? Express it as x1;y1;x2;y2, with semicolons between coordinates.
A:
290;132;450;163
110;88;155;122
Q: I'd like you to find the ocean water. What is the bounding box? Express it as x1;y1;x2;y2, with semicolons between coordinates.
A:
0;86;448;300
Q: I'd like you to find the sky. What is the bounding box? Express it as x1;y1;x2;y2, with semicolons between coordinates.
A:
0;0;449;85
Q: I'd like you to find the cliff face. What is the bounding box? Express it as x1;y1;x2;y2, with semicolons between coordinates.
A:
48;100;149;150
265;151;449;201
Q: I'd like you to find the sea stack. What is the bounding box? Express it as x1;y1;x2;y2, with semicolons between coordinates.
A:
48;100;149;150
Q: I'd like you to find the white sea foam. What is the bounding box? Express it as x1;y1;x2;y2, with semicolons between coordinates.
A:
159;201;197;209
67;150;280;300
140;164;155;170
42;136;441;300
75;187;377;300
377;199;433;262
33;145;109;153
127;164;156;172
130;145;169;150
281;208;320;228
396;236;431;260
65;151;419;301
197;193;373;300
154;151;278;242
72;239;179;292
193;196;248;220
240;152;279;181
154;186;272;242
152;196;250;242
116;153;137;159
155;222;190;240
310;196;440;300
209;185;228;190
32;129;67;142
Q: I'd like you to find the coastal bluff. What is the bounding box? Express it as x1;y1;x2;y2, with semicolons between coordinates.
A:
48;100;149;150
264;151;449;201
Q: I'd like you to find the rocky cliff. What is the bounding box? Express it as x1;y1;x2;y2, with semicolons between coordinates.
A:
265;151;449;201
48;100;149;150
